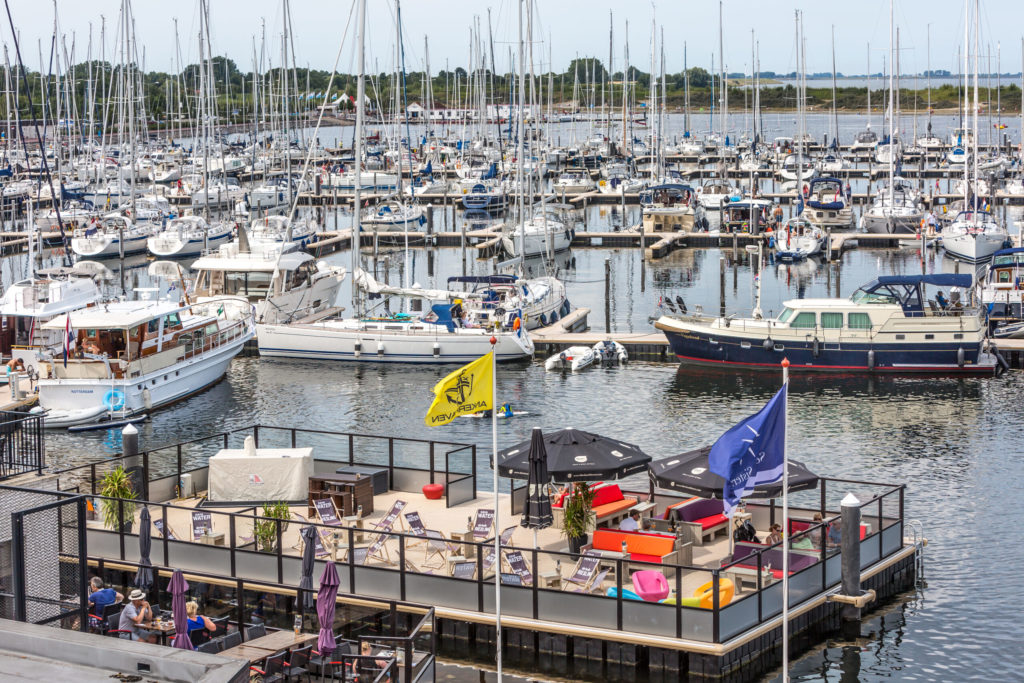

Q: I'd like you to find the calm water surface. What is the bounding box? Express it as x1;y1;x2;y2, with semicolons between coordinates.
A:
18;115;1024;680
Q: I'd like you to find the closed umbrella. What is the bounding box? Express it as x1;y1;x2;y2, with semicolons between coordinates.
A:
133;506;153;590
299;526;317;612
520;428;553;531
316;562;340;662
169;569;193;650
497;428;652;482
649;446;819;499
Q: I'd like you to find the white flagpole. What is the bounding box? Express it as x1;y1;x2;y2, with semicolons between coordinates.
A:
781;357;790;682
490;339;502;681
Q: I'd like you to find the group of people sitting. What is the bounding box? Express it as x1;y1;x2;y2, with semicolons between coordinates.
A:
88;576;218;644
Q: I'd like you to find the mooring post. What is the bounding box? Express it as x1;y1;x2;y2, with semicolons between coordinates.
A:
426;203;434;235
604;257;611;333
840;492;862;639
719;256;726;318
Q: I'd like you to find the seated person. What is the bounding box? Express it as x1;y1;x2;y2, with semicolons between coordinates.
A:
618;510;641;532
641;518;653;532
88;577;122;629
118;589;158;643
184;600;216;645
809;513;824;548
766;523;783;546
935;291;948;309
826;522;842;548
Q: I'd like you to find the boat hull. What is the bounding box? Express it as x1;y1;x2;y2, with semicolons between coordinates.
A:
942;232;1008;263
657;322;997;374
256;322;533;363
37;324;254;420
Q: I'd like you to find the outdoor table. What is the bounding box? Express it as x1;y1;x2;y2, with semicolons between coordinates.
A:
342;515;365;543
449;530;476;559
245;629;317;652
219;643;278;663
539;571;562;589
143;619;177;646
630;501;657;519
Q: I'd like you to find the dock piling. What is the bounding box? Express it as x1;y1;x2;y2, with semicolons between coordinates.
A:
840;492;863;639
604;257;611;333
719;257;726;318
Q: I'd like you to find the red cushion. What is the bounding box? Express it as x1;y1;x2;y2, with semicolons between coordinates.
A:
591;484;624;508
628;553;664;564
422;484;444;500
698;513;728;530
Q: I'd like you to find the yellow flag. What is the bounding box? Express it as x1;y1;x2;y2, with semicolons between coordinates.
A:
424;352;493;427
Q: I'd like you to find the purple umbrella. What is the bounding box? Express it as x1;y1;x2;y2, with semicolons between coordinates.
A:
169;569;194;650
316;562;340;658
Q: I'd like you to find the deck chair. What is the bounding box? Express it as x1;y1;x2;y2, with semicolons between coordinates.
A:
152;518;179;541
340;546;369;565
564;567;609;594
561;551;603;592
311;498;346;553
501;549;534;586
450;561;477;579
371;500;408;533
481;526;517;577
403;511;429;545
422;530;459;570
471;509;495;541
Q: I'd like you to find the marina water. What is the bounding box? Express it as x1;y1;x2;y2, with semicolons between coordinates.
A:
11;111;1024;680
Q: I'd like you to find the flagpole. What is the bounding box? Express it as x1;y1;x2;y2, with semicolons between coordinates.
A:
490;338;502;682
781;357;790;683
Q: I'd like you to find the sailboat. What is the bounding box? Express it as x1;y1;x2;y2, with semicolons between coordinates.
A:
942;0;1009;263
255;0;534;364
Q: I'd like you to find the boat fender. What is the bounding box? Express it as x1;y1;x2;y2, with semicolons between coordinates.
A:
559;352;567;362
762;338;773;351
812;337;820;358
867;349;875;370
957;346;965;368
377;342;385;357
433;342;440;358
354;340;361;358
142;388;152;410
550;310;559;323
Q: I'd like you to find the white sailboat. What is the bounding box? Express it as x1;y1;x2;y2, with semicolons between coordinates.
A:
147;215;233;258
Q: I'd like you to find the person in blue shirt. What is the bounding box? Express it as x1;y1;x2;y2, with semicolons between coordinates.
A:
185;601;217;645
88;577;122;628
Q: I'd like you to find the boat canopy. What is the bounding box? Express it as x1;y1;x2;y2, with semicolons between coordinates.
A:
854;274;972;314
447;275;517;286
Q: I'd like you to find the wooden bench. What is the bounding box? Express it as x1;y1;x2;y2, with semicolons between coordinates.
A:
583;528;688;576
671;498;730;546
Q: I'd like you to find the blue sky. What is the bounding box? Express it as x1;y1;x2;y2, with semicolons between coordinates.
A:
3;1;1020;76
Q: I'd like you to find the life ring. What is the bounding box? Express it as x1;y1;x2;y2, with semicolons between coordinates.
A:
103;389;126;411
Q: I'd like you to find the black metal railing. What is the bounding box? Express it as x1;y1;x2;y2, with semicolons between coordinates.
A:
84;475;907;645
0;410;44;480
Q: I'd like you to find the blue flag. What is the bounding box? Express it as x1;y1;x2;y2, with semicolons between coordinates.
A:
708;385;787;515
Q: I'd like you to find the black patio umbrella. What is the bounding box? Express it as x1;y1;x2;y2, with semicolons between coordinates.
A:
497;428;652;482
520;428;553;530
649;446;819;500
298;526;317;612
133;506;153;590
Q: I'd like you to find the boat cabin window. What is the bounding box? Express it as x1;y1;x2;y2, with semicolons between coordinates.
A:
777;308;795;323
851;286;898;305
789;312;816;329
821;312;843;329
848;313;872;329
998;270;1011;283
225;271;272;298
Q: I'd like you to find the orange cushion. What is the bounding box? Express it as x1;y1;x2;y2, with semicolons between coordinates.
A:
591;484;624;507
592;529;675;558
699;513;728;530
593;498;637;519
629;553;664;564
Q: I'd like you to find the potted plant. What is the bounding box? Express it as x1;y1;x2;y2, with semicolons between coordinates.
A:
99;465;137;532
253;501;291;553
562;482;596;556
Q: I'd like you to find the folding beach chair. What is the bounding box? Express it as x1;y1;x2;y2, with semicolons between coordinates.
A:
501;549;534;586
191;510;214;541
372;500;408;533
481;526;517;577
564;567;609;594
403;511;429;545
561;551;603;592
450;561;477;579
311;497;346;553
152;518;179;541
422;530;459;570
471;509;496;541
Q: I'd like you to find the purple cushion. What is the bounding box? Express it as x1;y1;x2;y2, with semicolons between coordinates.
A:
674;498;725;523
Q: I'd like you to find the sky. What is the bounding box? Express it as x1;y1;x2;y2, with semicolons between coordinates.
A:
1;1;1021;77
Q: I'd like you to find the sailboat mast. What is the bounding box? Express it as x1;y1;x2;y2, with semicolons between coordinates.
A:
926;24;932;136
962;0;969;211
888;0;894;217
516;0;526;260
718;0;725;146
352;0;366;312
831;26;838;146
